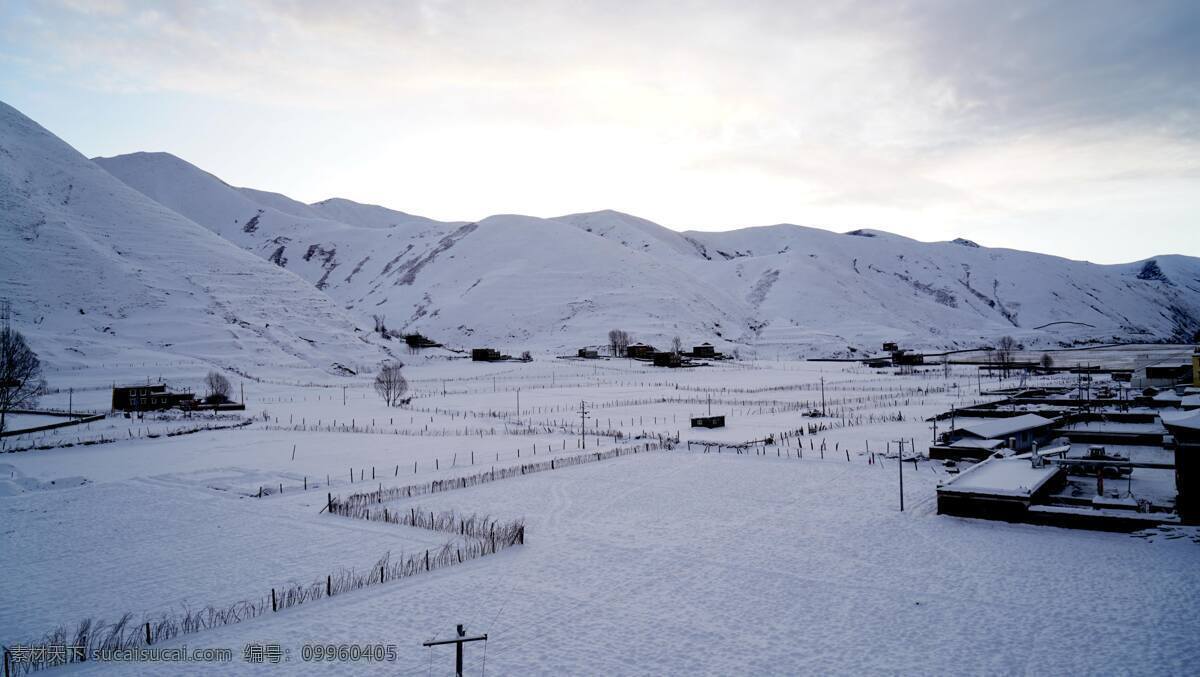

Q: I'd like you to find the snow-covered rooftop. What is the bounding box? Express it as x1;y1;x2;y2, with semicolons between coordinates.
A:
940;455;1061;497
954;414;1056;440
944;438;1005;450
1162;409;1200;433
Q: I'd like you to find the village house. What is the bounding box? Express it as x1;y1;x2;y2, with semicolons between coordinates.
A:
891;349;924;366
653;351;683;368
111;384;195;412
626;344;656;359
1132;362;1191;389
1163;410;1200;523
945;413;1058;452
691;415;725;429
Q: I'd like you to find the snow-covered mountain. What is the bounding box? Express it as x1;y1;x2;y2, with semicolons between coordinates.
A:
93;148;1200;357
0;102;390;376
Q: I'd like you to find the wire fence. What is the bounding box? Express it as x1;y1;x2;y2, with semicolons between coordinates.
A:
2;512;523;675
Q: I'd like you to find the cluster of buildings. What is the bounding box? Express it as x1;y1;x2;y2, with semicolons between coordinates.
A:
572;341;724;367
862;342;926;368
933;347;1200;531
628;342;722;368
470;348;533;362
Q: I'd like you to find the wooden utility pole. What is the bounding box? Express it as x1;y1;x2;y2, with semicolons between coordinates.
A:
516;388;520;420
423;624;487;677
580;400;590;450
895;438;906;511
820;376;826;416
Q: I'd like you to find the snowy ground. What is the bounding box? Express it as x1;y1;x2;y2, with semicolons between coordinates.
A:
2;356;1197;675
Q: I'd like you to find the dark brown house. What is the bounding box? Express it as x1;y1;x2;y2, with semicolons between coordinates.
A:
626;344;656;359
691;415;725;429
692;343;716;358
111;384;195;412
653;352;683;368
471;348;503;362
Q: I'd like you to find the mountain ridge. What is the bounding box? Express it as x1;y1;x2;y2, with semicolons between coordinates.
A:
89;147;1200;356
0;102;390;377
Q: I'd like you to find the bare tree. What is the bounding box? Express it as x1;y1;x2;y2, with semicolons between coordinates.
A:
371;314;387;336
204;371;232;404
0;309;44;434
607;329;630;357
1040;352;1054;370
374;361;408;407
995;335;1018;377
671;336;683;356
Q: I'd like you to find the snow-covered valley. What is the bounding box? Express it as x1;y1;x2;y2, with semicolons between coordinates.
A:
2;97;1199;676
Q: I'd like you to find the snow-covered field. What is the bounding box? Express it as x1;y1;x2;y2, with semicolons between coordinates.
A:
2;355;1197;675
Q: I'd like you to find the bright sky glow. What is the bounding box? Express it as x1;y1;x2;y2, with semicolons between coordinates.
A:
1;0;1197;262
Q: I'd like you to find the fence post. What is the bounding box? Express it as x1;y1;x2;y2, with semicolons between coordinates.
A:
145;621;151;645
271;588;277;612
327;575;332;597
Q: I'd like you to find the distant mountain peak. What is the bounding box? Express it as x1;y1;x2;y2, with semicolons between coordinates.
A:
83;129;1200;352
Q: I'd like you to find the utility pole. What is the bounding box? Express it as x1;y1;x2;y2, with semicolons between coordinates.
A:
68;388;73;416
516;388;520;420
707;392;712;416
423;624;487;677
895;438;906;511
580;400;590;450
820;376;826;416
342;385;346;406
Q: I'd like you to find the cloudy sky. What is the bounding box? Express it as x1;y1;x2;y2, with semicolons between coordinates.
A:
1;0;1197;262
